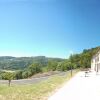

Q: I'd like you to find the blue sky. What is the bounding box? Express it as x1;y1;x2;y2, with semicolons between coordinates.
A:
0;0;100;58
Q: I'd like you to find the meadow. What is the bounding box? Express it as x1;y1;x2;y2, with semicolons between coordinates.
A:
0;70;79;100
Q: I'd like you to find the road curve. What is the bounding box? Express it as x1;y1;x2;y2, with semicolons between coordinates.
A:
0;71;67;85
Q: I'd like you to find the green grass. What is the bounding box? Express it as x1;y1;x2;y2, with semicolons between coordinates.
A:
0;70;79;100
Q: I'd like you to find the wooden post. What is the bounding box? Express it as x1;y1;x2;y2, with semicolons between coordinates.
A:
8;80;11;86
71;66;72;77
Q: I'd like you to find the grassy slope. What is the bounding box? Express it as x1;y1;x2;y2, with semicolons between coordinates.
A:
0;70;79;100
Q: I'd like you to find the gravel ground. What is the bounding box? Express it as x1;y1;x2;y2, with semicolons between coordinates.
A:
48;71;100;100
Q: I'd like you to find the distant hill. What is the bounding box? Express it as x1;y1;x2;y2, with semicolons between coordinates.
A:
0;56;64;70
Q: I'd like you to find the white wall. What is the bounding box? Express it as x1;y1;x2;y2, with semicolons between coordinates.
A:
91;51;100;72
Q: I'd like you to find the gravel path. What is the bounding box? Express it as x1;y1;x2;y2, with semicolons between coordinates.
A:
0;71;67;85
48;71;100;100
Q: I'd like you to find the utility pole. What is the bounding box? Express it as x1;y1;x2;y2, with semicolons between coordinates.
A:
70;53;73;77
71;65;72;77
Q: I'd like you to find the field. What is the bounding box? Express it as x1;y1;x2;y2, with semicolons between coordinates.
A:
0;70;79;100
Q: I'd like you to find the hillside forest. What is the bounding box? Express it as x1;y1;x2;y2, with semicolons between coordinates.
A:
0;46;100;80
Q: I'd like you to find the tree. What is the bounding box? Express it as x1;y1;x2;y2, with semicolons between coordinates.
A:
2;72;14;86
28;63;42;74
22;63;42;78
15;70;23;79
47;60;58;71
22;71;31;78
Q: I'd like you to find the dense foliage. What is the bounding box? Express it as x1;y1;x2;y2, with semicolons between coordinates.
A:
69;46;100;69
0;46;100;80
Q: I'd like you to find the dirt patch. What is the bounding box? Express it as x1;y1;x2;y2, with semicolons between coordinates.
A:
30;71;61;78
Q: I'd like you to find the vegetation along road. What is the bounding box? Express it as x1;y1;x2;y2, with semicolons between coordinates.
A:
0;71;68;85
0;70;78;100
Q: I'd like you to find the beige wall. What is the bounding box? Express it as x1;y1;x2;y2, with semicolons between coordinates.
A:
91;51;100;72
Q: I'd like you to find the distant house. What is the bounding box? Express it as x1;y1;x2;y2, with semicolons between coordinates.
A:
91;50;100;72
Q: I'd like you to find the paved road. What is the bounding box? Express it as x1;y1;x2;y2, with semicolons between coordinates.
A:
48;71;100;100
0;71;67;85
